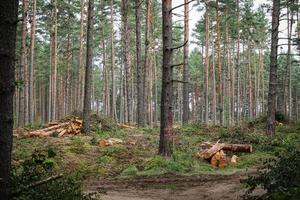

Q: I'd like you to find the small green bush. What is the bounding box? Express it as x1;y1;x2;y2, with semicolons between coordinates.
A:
242;148;300;200
10;150;90;200
121;165;139;176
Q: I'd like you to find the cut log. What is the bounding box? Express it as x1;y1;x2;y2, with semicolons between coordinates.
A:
30;122;70;134
118;124;135;129
199;143;225;159
210;153;219;167
24;118;83;137
58;129;67;137
200;142;252;153
218;150;227;168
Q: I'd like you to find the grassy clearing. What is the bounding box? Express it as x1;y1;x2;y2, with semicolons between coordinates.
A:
12;119;300;182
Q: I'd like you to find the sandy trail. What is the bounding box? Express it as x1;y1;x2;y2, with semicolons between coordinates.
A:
85;171;263;200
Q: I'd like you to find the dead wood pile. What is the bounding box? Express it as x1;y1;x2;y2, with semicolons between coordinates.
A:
197;141;252;168
24;118;83;137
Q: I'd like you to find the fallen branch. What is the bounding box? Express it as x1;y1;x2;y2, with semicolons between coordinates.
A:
11;174;63;197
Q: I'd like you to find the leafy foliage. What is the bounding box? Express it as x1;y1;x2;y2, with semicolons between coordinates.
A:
243;148;300;200
10;150;90;200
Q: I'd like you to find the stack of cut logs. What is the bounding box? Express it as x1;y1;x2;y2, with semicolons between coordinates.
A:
24;118;83;138
197;141;252;168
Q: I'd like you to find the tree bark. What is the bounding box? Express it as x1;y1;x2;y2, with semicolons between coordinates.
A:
82;0;94;133
159;0;173;157
216;0;223;125
28;0;37;123
18;0;29;127
121;0;132;124
136;0;144;127
110;0;117;120
266;0;280;136
0;0;18;198
77;0;85;111
204;9;209;124
236;0;241;123
212;37;217;124
182;0;190;124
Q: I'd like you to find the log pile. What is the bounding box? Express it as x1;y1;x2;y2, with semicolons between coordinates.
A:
197;141;252;168
24;118;83;137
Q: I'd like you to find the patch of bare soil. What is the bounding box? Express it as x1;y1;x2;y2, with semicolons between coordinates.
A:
85;170;264;200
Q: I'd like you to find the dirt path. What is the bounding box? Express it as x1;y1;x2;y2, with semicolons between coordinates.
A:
85;171;263;200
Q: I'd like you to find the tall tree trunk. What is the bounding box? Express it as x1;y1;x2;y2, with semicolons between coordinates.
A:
248;39;253;119
284;7;293;120
216;0;223;125
236;0;241;123
102;40;110;116
110;0;117;120
28;0;37;123
82;0;94;133
159;0;173;157
136;0;144;127
212;37;217;124
19;0;29;127
204;9;209;124
121;0;131;124
225;7;232;126
182;0;190;124
49;0;58;121
0;0;18;198
154;50;158;126
266;0;280;136
77;0;85;111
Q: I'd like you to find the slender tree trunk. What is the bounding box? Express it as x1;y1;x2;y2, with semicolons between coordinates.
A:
248;40;253;119
110;0;117;120
204;8;209;123
82;0;94;133
77;0;85;111
28;0;37;123
236;0;241;123
149;54;153;127
121;0;131;124
154;50;158;126
19;0;29;127
159;0;173;157
182;0;190;124
102;40;110;116
266;0;280;136
225;7;232;127
284;8;293;120
0;0;18;198
212;37;217;124
49;0;58;121
136;0;144;127
216;0;223;125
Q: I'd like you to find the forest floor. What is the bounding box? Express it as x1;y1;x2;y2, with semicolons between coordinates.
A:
86;170;264;200
12;116;300;199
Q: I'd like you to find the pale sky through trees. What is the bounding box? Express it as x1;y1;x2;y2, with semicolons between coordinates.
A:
172;0;297;56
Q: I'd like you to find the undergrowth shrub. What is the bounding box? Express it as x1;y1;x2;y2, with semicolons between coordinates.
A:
242;147;300;200
10;149;90;200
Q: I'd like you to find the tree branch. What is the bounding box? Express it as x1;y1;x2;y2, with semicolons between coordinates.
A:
172;25;183;29
136;0;145;9
11;174;63;197
171;63;184;68
169;0;196;13
277;43;298;47
170;40;188;51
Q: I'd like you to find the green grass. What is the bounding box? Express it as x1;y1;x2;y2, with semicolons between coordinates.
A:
12;119;300;181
